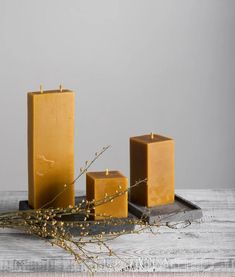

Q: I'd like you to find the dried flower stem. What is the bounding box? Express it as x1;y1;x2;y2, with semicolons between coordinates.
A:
0;145;190;274
40;145;111;209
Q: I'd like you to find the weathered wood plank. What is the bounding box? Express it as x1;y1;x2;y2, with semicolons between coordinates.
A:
0;273;234;277
0;190;234;273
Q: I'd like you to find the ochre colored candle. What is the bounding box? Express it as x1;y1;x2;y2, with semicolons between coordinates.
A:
28;88;75;209
130;133;174;207
86;170;128;220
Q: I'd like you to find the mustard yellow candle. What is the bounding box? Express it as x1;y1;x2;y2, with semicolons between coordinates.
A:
130;133;174;207
28;86;75;209
86;170;128;220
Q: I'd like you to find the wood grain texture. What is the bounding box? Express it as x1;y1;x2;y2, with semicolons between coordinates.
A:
0;190;234;273
0;273;234;277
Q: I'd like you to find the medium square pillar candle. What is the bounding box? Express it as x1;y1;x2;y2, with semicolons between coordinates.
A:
130;133;174;207
28;88;75;209
86;170;128;220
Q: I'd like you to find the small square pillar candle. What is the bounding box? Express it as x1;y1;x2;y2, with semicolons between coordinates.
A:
86;170;128;220
28;87;75;209
130;133;174;207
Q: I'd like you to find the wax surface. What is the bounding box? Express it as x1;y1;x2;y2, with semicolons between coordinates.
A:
28;90;75;209
130;134;174;207
86;171;128;220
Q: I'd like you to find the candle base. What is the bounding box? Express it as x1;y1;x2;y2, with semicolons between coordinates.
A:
19;196;136;236
128;194;203;224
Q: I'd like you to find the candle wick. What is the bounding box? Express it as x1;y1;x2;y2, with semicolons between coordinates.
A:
40;84;43;94
105;168;109;176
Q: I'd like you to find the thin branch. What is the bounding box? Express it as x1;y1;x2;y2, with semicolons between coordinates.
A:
40;145;111;209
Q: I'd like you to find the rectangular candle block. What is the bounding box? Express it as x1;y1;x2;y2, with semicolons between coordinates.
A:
28;89;75;209
130;134;174;207
86;171;128;220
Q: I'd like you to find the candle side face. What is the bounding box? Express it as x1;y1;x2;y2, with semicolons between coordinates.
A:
147;140;174;207
28;91;75;209
86;171;128;220
130;139;148;206
130;134;174;207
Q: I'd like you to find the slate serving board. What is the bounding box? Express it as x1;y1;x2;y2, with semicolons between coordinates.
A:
128;194;203;224
19;196;136;236
19;194;203;232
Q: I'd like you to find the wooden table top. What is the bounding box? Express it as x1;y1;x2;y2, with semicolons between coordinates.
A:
0;189;234;273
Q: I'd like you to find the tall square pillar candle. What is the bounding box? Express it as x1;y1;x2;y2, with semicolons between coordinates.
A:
130;133;174;207
86;170;128;220
28;88;75;209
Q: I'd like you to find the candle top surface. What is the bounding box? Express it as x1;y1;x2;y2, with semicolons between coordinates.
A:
28;89;74;95
87;171;126;179
130;134;173;144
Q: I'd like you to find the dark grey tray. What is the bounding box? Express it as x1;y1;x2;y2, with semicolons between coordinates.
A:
128;194;203;224
19;196;136;236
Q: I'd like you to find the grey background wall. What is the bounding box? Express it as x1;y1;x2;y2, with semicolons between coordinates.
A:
0;0;234;191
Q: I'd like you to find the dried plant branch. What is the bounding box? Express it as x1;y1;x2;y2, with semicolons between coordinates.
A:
0;145;191;275
40;145;111;209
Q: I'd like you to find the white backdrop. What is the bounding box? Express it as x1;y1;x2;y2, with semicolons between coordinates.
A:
0;0;234;191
